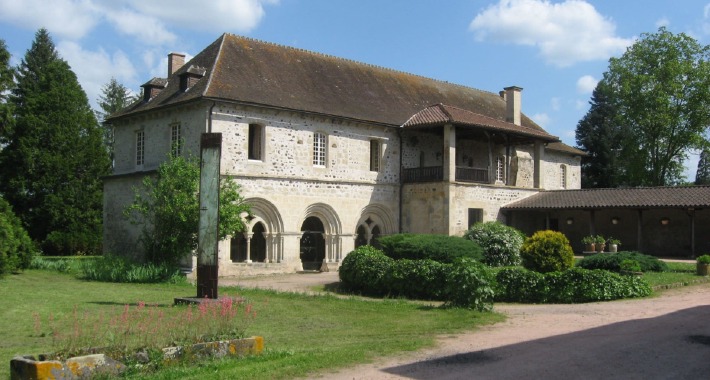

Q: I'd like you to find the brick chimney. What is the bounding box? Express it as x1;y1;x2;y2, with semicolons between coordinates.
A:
168;52;185;76
504;86;523;126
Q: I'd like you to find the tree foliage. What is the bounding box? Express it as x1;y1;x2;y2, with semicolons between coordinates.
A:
576;27;710;186
96;77;134;161
0;29;110;255
0;38;14;142
0;196;37;276
696;149;710;185
124;154;251;266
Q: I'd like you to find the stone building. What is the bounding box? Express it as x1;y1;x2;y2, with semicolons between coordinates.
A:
104;34;584;275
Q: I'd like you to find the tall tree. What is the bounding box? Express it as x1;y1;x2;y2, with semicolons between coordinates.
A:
696;149;710;185
575;81;631;188
0;39;14;142
96;77;133;162
601;27;710;186
0;29;111;255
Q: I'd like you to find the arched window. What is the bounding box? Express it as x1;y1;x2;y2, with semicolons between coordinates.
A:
248;124;264;160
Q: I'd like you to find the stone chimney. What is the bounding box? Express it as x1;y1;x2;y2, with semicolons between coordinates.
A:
504;86;523;126
168;52;186;76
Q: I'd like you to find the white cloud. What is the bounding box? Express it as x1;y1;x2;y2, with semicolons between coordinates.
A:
551;97;561;111
576;75;597;94
575;99;588;110
655;17;670;28
704;4;710;34
469;0;634;67
57;41;138;108
102;8;177;46
126;0;277;34
532;112;551;127
0;0;99;39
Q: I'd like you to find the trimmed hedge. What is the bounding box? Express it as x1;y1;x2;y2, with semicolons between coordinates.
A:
377;233;483;263
520;230;574;273
495;267;652;303
339;246;494;310
464;221;525;267
577;251;669;273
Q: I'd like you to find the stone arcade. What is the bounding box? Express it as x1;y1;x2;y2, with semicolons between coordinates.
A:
103;33;586;275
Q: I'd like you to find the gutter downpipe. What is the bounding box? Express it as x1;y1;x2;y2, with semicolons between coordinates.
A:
207;101;216;133
398;128;403;234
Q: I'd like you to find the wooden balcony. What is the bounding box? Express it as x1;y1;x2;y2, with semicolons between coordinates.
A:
401;166;490;184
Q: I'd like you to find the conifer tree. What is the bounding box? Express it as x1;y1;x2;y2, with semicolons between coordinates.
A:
96;77;134;163
0;29;110;255
0;39;13;142
696;149;710;185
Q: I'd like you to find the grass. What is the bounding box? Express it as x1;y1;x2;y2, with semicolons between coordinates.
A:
0;270;502;379
644;261;710;289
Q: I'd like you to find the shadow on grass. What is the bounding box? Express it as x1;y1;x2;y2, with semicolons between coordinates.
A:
381;305;710;380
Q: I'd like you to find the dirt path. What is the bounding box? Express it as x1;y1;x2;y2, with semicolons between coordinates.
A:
221;273;710;379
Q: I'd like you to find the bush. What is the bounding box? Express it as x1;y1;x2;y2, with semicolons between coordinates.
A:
377;234;483;263
577;251;668;272
0;197;37;276
339;246;394;295
494;267;548;303
339;246;494;310
463;222;524;267
520;230;574;273
495;267;651;303
442;258;495;310
78;255;185;283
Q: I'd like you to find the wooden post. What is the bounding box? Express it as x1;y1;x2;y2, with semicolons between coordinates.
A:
196;133;222;299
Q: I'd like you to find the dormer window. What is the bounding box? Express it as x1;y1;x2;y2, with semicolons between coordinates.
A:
179;65;207;92
140;78;167;102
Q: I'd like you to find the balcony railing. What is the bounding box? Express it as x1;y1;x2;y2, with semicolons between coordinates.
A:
456;166;489;183
402;166;443;183
402;166;490;184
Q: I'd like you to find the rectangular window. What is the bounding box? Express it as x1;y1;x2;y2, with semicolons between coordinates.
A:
313;132;326;167
135;130;145;167
369;140;380;172
468;208;483;228
170;123;181;157
496;156;505;182
248;123;263;160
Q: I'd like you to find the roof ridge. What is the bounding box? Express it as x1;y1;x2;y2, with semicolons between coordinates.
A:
202;33;228;98
224;33;501;98
541;185;710;192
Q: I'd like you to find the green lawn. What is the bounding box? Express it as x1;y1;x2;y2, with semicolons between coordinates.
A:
0;270;502;379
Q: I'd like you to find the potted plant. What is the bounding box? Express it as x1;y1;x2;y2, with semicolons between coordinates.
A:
696;254;710;276
594;235;606;253
607;238;621;253
581;236;596;253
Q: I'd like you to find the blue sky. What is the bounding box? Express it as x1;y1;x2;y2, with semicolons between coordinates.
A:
1;0;709;179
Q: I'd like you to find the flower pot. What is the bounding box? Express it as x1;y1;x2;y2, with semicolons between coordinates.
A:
697;263;710;276
596;244;606;253
584;243;596;252
608;244;618;253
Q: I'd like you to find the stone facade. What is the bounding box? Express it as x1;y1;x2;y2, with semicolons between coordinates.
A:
103;35;585;275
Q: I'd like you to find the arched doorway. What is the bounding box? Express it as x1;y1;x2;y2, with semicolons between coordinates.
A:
251;222;266;262
300;216;325;270
355;225;368;248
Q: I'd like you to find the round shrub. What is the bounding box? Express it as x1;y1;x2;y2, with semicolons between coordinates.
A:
385;258;448;300
577;251;668;273
377;233;483;263
339;246;393;295
0;197;37;276
520;230;574;273
464;222;525;267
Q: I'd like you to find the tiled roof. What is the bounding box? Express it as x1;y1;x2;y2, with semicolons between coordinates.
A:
402;103;559;142
546;142;587;156
110;34;548;134
502;186;710;210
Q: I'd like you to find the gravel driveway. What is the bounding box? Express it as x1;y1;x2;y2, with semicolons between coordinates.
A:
221;272;710;380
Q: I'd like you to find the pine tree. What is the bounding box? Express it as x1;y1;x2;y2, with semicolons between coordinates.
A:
0;29;111;255
696;149;710;185
0;39;14;142
96;77;134;163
